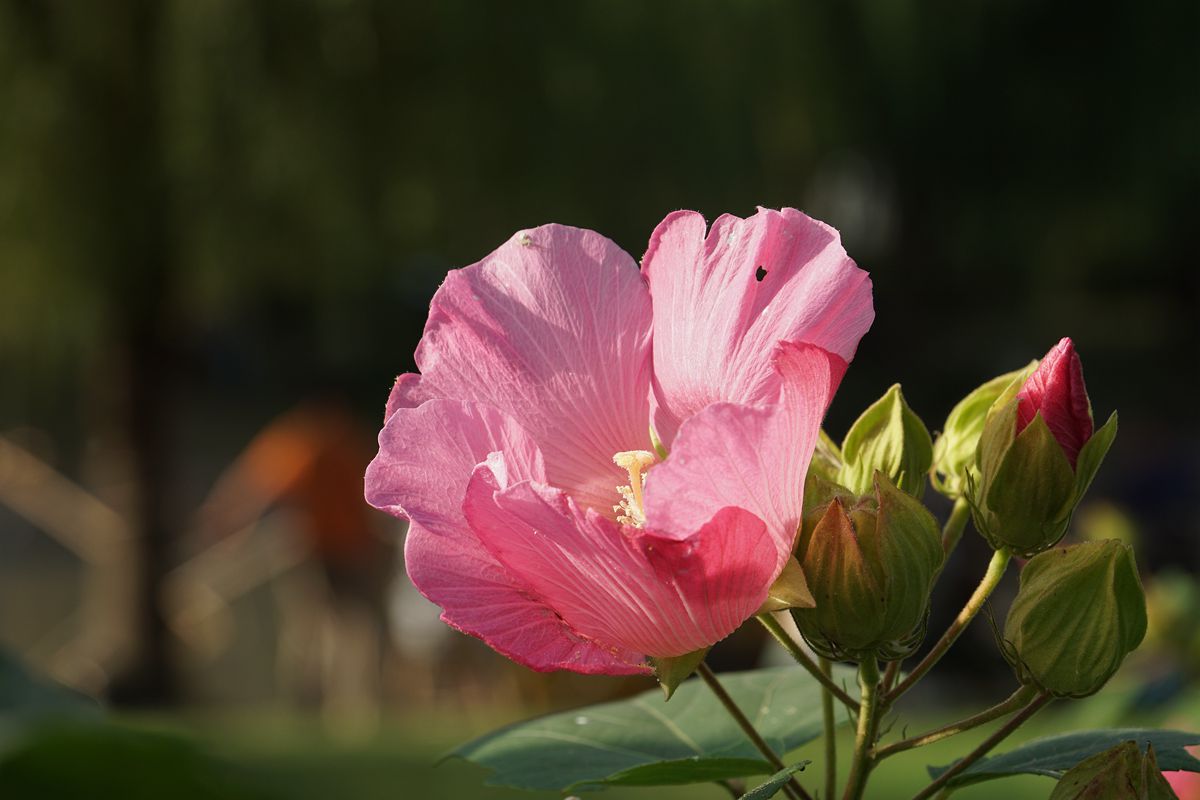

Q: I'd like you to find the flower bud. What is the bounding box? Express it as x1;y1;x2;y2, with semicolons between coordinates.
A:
838;384;933;498
931;363;1034;498
1003;540;1147;698
1050;741;1178;800
791;473;943;661
969;338;1118;556
1017;338;1093;468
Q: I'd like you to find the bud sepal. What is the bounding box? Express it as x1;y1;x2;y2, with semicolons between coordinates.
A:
838;384;933;498
1049;741;1178;800
932;363;1035;499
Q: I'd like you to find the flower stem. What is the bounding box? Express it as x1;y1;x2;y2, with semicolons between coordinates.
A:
697;662;812;800
873;685;1037;760
887;549;1011;704
820;657;837;800
756;613;860;714
842;656;881;800
881;659;901;694
940;496;972;556
910;691;1052;800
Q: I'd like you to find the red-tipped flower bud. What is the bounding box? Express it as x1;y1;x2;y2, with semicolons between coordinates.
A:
968;338;1118;556
1016;337;1094;468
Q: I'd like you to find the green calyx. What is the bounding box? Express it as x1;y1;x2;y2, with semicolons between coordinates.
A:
1049;741;1177;800
1003;540;1147;698
649;648;709;700
932;363;1035;498
791;473;943;662
838;384;933;499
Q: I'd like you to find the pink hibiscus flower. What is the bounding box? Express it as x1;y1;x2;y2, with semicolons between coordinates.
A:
365;208;874;674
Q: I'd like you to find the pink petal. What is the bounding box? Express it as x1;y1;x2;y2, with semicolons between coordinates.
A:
398;225;653;512
464;468;776;658
643;208;873;445
384;372;423;421
1017;337;1093;467
366;399;645;674
1166;770;1200;799
644;342;842;571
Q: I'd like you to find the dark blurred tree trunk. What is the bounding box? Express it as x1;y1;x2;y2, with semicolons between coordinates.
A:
8;0;180;704
101;0;178;707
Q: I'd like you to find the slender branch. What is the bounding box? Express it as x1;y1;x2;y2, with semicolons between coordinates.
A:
756;613;860;714
841;656;881;800
910;692;1053;800
874;686;1036;760
697;663;812;800
820;657;837;800
881;659;901;694
940;496;972;556
887;549;1011;704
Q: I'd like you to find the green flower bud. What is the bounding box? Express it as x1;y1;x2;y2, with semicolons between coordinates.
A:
1003;540;1147;698
838;384;933;498
931;363;1034;499
792;473;943;661
1049;741;1177;800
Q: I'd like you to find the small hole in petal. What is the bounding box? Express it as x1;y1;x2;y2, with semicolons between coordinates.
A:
755;265;768;281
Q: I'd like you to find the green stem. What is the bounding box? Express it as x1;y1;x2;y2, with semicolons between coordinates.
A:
881;659;901;694
697;663;812;800
887;549;1011;704
910;692;1053;800
842;656;881;800
940;496;972;556
757;613;859;715
820;657;837;800
874;685;1036;760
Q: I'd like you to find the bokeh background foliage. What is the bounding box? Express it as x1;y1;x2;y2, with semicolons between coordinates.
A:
0;0;1196;798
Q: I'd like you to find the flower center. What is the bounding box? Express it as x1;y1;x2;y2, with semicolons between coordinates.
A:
612;449;657;527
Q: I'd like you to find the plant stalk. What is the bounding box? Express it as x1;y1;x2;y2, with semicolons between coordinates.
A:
910;692;1053;800
887;548;1011;704
756;613;860;715
820;657;837;800
940;496;972;555
881;659;901;694
841;656;881;800
874;685;1036;760
697;662;812;800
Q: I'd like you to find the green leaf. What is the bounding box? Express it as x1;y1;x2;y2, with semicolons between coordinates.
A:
739;762;811;800
0;721;270;799
927;728;1200;788
453;665;857;791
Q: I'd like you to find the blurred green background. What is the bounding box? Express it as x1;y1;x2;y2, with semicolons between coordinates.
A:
0;0;1197;798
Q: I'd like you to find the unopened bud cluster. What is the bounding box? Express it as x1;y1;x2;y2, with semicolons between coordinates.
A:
794;337;1145;704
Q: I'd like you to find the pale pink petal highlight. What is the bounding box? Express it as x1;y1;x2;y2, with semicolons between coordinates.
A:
400;224;654;512
366;399;644;674
464;468;776;658
643;208;872;445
